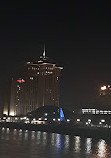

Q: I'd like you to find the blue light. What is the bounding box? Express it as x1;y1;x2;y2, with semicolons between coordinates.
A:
60;108;65;121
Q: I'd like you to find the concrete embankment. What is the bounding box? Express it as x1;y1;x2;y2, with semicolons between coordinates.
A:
0;122;111;139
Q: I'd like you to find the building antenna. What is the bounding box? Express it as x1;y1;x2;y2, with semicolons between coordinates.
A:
43;44;46;57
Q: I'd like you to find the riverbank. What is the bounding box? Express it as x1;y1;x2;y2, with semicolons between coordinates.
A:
0;122;111;139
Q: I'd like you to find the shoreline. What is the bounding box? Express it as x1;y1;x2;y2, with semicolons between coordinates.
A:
0;122;111;139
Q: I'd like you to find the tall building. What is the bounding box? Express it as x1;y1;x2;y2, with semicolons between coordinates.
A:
3;50;63;116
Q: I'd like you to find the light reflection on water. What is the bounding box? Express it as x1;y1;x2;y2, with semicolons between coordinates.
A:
0;128;111;158
74;136;81;153
94;139;111;158
85;138;92;154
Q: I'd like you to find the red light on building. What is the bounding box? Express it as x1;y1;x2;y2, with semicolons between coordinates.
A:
17;79;25;83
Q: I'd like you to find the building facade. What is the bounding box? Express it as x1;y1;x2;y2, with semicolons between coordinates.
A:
3;51;63;116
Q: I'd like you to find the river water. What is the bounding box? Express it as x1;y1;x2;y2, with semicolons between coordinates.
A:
0;127;111;158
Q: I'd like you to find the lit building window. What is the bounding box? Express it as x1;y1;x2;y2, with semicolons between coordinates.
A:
30;77;33;80
10;111;15;116
100;110;103;114
3;111;8;116
88;119;91;122
96;110;99;114
101;119;105;123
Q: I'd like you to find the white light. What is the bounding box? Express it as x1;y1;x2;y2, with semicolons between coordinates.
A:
38;118;42;121
101;119;105;123
101;86;107;90
10;112;15;116
77;119;80;122
97;140;106;157
2;127;5;130
58;118;60;121
53;118;56;121
88;119;91;122
67;119;70;122
44;118;47;121
3;111;8;115
45;113;48;116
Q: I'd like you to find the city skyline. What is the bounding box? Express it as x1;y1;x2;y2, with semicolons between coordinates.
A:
0;1;111;111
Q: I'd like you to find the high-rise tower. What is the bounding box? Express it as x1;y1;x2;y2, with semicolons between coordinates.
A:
4;51;63;116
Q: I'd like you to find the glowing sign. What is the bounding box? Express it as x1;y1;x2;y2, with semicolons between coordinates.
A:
60;108;65;121
17;79;25;83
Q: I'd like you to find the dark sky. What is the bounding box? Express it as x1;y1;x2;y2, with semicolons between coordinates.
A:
0;1;111;110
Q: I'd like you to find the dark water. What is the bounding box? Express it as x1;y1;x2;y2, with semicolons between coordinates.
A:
0;128;111;158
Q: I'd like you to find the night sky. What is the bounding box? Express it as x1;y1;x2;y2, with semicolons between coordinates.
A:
0;1;111;110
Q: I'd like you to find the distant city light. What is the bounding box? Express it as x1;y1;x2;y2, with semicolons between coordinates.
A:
101;119;105;123
101;86;107;90
77;119;80;122
17;79;25;83
10;112;14;116
3;111;8;115
101;85;111;90
88;119;91;122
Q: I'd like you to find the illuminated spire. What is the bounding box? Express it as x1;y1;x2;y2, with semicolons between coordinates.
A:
43;44;46;57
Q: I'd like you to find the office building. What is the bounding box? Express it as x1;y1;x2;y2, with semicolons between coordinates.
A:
3;49;63;116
